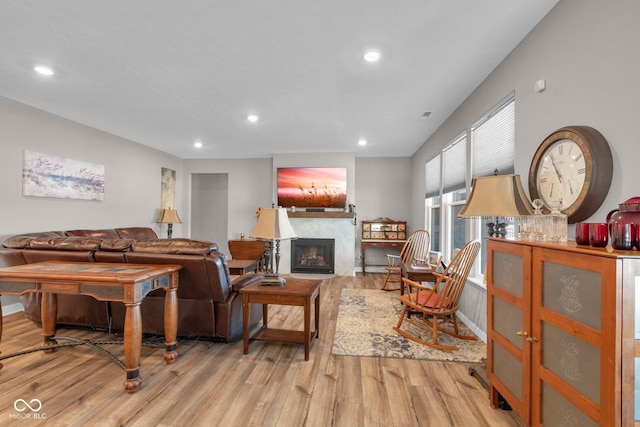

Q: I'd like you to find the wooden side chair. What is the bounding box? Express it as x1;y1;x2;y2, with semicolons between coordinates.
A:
393;240;481;350
381;229;430;291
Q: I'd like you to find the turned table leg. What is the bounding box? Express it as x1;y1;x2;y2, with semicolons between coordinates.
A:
163;286;178;364
41;292;58;353
123;301;142;393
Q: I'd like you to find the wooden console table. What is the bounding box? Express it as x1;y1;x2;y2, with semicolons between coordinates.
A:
0;261;182;393
227;259;259;275
241;278;320;361
361;239;406;274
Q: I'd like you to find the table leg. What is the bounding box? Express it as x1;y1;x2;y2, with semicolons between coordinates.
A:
41;292;58;353
0;301;3;369
362;247;367;275
123;301;142;393
314;291;320;339
304;296;310;361
243;294;249;354
163;286;178;364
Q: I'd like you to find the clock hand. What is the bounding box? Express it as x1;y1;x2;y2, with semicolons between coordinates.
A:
550;153;563;183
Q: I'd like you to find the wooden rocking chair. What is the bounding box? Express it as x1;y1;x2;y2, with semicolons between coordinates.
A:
381;229;430;291
393;240;481;350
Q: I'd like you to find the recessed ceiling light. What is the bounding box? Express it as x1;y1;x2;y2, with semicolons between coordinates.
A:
34;65;54;76
358;139;367;146
193;141;203;148
247;114;259;123
363;50;381;63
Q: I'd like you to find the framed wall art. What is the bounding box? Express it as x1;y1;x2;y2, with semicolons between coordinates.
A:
22;150;105;201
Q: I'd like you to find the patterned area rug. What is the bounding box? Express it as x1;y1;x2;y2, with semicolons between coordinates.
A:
331;288;486;362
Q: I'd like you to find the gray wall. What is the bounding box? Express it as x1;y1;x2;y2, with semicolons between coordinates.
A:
411;0;640;228
0;96;183;311
410;0;640;334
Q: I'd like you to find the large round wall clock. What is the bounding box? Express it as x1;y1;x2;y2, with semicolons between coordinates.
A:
528;125;613;223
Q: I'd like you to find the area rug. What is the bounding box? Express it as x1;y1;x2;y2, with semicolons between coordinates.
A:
331;288;486;362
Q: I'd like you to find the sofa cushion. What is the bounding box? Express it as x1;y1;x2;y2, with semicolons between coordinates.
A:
99;239;135;252
131;238;215;255
3;231;66;249
115;227;158;240
65;229;120;239
29;236;101;251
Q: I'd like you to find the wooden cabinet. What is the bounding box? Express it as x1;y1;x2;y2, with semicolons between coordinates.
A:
362;218;406;240
486;238;639;426
361;218;407;274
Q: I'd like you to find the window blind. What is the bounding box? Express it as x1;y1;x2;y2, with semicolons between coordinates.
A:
442;133;467;194
425;154;440;199
471;94;515;177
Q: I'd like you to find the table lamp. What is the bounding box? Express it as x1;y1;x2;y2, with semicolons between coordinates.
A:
250;207;297;285
156;208;182;239
458;174;533;237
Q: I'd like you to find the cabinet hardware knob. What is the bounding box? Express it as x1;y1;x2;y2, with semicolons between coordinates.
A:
516;331;528;337
526;337;539;343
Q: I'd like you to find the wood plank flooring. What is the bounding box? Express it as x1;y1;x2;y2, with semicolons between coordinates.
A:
0;273;525;427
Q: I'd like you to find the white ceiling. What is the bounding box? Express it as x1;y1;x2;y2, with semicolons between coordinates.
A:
0;1;558;159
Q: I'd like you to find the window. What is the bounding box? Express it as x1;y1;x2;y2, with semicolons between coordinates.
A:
426;132;467;261
470;94;515;275
425;93;515;281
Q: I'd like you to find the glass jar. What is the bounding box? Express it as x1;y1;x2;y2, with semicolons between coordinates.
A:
547;200;567;242
527;199;550;241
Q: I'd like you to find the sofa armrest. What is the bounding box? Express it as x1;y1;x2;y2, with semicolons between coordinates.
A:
231;272;264;292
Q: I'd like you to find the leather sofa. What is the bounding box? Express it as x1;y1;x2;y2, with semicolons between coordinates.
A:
0;227;263;342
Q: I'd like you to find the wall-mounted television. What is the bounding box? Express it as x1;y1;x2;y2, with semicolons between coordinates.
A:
277;167;347;209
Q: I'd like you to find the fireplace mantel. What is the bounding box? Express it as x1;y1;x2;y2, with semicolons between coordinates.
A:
280;215;356;276
287;211;355;219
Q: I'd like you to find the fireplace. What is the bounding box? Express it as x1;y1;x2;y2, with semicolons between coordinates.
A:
291;238;335;274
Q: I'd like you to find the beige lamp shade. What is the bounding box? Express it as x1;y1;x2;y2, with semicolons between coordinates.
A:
156;209;182;224
458;174;533;218
250;208;297;240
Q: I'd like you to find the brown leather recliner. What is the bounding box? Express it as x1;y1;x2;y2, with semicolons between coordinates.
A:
0;227;263;341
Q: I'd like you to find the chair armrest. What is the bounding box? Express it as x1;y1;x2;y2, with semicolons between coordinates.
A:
386;253;402;267
231;272;264;292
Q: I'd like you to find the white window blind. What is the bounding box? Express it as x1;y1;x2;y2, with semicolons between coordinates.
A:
471;94;515;177
442;133;467;194
425;154;441;199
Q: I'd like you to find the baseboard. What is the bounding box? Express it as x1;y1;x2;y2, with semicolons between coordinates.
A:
2;302;24;316
457;311;487;343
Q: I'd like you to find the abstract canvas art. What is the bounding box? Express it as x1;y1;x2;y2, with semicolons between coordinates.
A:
22;150;105;200
160;167;176;209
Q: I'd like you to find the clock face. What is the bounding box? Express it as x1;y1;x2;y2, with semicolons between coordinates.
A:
528;126;613;223
535;138;587;209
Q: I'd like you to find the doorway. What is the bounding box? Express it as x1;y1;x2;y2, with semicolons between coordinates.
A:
191;173;229;254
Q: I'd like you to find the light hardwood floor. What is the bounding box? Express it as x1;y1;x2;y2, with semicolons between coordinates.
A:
0;274;525;427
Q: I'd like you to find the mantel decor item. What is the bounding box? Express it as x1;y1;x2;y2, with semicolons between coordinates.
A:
458;173;533;237
250;207;297;285
156;208;182;238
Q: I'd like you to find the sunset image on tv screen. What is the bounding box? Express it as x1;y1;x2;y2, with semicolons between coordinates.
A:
277;167;347;208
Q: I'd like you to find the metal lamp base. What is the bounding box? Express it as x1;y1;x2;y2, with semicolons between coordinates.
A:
259;273;286;286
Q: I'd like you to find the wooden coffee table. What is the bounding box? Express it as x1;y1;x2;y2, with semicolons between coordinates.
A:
0;261;182;393
240;278;320;361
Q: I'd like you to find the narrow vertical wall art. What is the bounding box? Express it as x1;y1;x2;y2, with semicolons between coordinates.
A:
161;167;176;209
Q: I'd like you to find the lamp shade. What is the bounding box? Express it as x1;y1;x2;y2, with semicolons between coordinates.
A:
250;208;297;240
458;174;533;218
157;209;182;224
